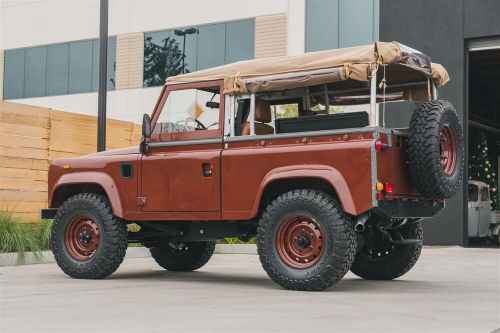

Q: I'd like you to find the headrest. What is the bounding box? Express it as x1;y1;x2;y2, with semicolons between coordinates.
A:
255;99;272;123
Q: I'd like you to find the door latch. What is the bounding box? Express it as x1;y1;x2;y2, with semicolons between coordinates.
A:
137;197;147;206
202;163;213;177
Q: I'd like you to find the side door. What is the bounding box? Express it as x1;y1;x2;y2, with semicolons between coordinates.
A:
468;183;480;237
478;186;491;237
141;80;224;217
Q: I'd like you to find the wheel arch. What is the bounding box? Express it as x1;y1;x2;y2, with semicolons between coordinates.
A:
50;172;124;218
254;165;357;216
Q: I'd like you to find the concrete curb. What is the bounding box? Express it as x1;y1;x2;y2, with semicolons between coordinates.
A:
0;244;257;267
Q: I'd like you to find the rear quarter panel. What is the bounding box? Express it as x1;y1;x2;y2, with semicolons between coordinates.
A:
221;132;374;219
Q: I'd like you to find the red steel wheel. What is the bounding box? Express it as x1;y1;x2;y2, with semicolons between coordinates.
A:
276;214;325;269
439;124;457;176
64;214;101;261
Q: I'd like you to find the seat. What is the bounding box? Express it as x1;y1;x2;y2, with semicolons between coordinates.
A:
241;99;274;135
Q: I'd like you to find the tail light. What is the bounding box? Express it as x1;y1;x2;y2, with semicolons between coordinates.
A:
385;182;393;193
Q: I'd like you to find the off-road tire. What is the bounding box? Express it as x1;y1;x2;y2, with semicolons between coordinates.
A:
257;190;357;291
350;222;423;280
52;193;128;279
150;241;216;272
407;100;464;200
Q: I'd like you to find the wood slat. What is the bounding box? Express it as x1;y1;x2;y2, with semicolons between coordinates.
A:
0;178;46;191
0;190;47;202
0;156;48;170
0;167;48;181
0;133;49;149
0;145;48;160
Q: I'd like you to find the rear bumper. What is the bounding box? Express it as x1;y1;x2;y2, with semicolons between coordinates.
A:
373;199;444;219
40;208;58;220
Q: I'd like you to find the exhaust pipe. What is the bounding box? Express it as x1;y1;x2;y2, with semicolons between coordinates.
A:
355;214;368;232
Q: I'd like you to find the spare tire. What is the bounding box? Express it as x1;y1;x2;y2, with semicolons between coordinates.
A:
407;100;464;200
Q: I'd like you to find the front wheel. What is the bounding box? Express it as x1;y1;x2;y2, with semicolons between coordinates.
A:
51;193;128;279
257;190;357;291
350;222;423;280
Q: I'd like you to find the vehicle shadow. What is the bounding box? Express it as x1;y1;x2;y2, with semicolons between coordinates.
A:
108;269;443;293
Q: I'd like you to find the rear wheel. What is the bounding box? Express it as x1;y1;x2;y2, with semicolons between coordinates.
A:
150;241;216;272
407;100;464;200
257;190;356;291
350;222;423;280
52;193;128;279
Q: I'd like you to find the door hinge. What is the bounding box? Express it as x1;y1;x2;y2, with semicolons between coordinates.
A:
137;197;147;206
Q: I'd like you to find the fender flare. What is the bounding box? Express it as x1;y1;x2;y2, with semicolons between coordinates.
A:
51;171;124;218
253;165;357;216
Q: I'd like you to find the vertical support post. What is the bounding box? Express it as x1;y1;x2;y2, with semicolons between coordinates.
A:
323;84;329;112
97;0;109;152
431;81;438;100
249;93;256;135
370;67;378;126
229;96;235;137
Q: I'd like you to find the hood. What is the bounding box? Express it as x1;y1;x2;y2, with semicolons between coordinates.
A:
85;146;140;157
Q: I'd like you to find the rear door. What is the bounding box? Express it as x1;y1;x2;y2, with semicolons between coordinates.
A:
141;81;224;214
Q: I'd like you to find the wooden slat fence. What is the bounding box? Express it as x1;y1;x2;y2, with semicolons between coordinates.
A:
0;101;141;221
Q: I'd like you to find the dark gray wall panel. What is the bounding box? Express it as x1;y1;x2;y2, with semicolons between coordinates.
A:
464;0;500;38
380;0;465;245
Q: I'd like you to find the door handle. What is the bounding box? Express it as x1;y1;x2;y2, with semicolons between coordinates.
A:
202;163;213;177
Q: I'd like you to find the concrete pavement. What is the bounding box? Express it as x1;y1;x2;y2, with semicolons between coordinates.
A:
0;247;499;333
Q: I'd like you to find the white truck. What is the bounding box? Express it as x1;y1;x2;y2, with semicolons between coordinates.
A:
468;180;500;243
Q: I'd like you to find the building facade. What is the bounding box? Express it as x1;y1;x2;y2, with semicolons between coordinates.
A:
1;0;499;245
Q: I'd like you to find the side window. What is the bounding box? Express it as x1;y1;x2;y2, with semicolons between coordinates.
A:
153;87;221;139
480;187;490;202
468;184;478;202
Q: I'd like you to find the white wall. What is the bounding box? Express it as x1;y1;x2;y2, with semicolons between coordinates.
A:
2;0;306;121
2;0;297;49
11;87;162;124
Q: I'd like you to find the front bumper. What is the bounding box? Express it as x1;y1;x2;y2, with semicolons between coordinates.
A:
40;208;58;220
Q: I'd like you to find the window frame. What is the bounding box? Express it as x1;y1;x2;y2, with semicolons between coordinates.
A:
150;79;225;142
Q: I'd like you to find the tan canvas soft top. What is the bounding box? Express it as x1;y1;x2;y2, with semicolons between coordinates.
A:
165;41;449;96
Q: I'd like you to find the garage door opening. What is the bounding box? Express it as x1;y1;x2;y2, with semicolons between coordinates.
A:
467;42;500;245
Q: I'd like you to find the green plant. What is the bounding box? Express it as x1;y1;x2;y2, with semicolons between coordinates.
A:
0;212;43;262
218;237;256;244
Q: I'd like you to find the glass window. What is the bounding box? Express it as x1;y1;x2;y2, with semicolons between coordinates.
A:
339;0;377;47
306;0;339;52
46;43;69;96
225;19;255;63
3;49;26;99
24;46;47;98
143;19;254;87
196;23;225;71
154;87;221;136
480;187;490;202
91;37;117;91
144;29;197;87
69;40;93;94
305;0;379;52
468;184;478;202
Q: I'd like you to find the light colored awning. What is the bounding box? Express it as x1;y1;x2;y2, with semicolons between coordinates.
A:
166;41;449;96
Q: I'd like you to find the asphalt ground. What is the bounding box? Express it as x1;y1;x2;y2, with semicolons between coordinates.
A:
0;247;499;333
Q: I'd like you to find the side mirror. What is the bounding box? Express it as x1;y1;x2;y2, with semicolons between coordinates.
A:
142;114;152;138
